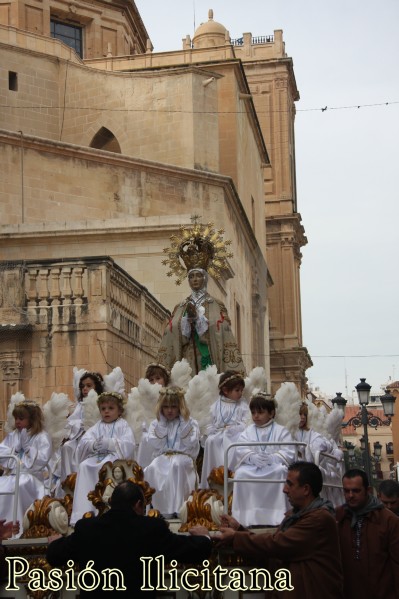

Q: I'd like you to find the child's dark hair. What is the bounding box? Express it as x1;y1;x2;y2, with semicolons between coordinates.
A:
79;372;104;399
218;370;245;394
97;392;124;415
12;401;44;435
145;363;170;386
249;392;276;415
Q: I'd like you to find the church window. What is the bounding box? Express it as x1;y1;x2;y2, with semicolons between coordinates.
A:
50;20;83;58
90;127;122;153
8;72;18;91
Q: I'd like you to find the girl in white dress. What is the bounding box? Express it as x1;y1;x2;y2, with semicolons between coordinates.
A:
295;403;344;506
200;371;249;489
59;370;104;484
295;403;331;462
232;393;295;527
0;400;52;528
144;386;200;518
70;392;135;524
136;363;170;469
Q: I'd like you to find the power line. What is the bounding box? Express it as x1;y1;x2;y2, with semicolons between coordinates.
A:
297;100;399;112
0;100;398;115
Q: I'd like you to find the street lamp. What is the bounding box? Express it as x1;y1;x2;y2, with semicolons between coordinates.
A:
380;389;396;419
373;441;382;459
331;392;347;413
340;378;396;484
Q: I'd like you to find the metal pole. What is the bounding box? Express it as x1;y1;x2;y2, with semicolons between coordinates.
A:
361;405;372;483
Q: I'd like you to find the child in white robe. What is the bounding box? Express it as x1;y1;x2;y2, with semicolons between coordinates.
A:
59;371;104;485
232;392;295;527
144;386;200;518
70;391;135;524
0;400;52;529
295;403;344;506
136;363;170;469
200;371;249;489
295;403;331;462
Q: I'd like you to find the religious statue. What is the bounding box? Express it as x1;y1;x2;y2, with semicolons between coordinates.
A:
157;220;246;375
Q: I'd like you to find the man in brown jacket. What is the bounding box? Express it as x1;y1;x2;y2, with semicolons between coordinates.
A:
336;468;399;599
217;461;344;599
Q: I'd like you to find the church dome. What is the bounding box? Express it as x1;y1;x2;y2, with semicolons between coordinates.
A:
193;9;228;49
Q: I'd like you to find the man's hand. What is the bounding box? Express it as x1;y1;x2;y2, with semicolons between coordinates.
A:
220;514;240;530
48;533;62;544
0;519;19;540
188;525;211;538
215;527;236;546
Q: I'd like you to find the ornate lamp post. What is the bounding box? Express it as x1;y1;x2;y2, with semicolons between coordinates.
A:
338;379;396;483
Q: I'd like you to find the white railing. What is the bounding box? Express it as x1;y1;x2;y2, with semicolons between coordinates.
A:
314;449;344;490
223;441;306;512
0;454;21;532
223;442;344;511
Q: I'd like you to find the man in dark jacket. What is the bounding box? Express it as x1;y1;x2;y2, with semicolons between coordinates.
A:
378;478;399;515
336;468;399;599
47;481;212;597
215;461;344;599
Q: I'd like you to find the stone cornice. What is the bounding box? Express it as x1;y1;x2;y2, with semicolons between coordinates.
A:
266;213;308;248
0;130;264;254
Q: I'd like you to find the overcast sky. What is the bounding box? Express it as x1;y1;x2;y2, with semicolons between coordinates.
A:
135;0;399;398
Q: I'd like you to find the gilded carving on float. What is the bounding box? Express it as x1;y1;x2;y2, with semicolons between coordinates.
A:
87;459;155;516
22;495;73;538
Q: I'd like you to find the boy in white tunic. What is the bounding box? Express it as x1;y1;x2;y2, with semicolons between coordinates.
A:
144;386;200;518
232;393;295;527
200;371;249;489
70;392;135;525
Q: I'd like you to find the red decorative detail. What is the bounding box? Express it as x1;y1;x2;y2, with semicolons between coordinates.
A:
216;312;225;331
169;319;173;332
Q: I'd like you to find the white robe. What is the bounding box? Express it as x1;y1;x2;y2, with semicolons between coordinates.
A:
200;397;249;489
0;429;52;529
50;402;85;497
294;428;330;462
319;439;344;507
232;420;295;527
59;402;85;481
70;418;135;524
144;417;199;516
137;424;155;470
294;427;344;506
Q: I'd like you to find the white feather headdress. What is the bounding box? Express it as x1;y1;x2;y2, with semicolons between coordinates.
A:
170;359;192;390
82;389;100;431
185;364;220;434
324;407;344;443
274;382;301;436
5;392;25;433
242;367;268;401
43;393;74;449
104;366;125;396
73;367;87;401
126;378;162;442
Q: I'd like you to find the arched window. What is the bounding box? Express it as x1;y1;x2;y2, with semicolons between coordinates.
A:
90;127;121;153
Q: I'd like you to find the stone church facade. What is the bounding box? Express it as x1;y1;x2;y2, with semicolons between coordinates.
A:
0;1;311;432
